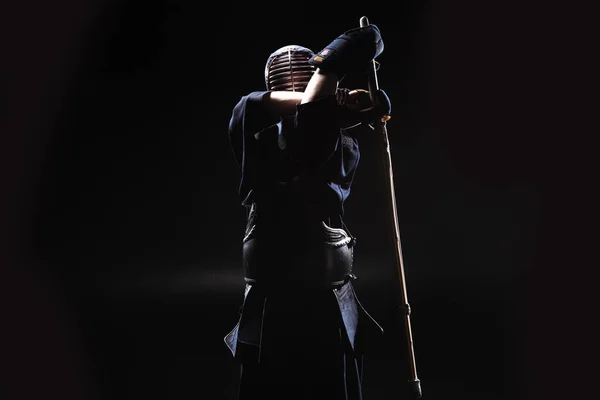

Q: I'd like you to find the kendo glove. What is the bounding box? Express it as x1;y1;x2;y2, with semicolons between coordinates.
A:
309;25;384;79
337;88;391;129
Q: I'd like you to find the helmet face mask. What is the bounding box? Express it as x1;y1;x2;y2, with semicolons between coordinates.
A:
264;45;315;92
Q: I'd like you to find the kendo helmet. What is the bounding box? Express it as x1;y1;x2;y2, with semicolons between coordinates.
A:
264;45;315;92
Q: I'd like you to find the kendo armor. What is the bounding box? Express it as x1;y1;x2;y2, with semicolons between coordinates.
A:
264;45;315;92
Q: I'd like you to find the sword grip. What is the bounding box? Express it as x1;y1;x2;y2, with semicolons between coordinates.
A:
359;15;369;28
359;16;379;105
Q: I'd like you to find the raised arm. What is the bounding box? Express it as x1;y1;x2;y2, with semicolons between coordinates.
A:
263;90;304;118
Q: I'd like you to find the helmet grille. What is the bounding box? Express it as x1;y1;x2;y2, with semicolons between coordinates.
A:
266;48;315;92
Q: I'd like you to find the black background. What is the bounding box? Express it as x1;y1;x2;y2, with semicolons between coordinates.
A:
1;1;596;399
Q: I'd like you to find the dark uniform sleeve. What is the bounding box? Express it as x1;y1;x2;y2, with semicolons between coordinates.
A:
228;91;279;166
228;91;280;204
228;91;360;215
292;95;361;213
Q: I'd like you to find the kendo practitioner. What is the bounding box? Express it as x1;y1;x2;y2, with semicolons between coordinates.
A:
224;24;391;400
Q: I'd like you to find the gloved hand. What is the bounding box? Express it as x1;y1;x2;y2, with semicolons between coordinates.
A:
309;25;384;79
337;88;391;129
